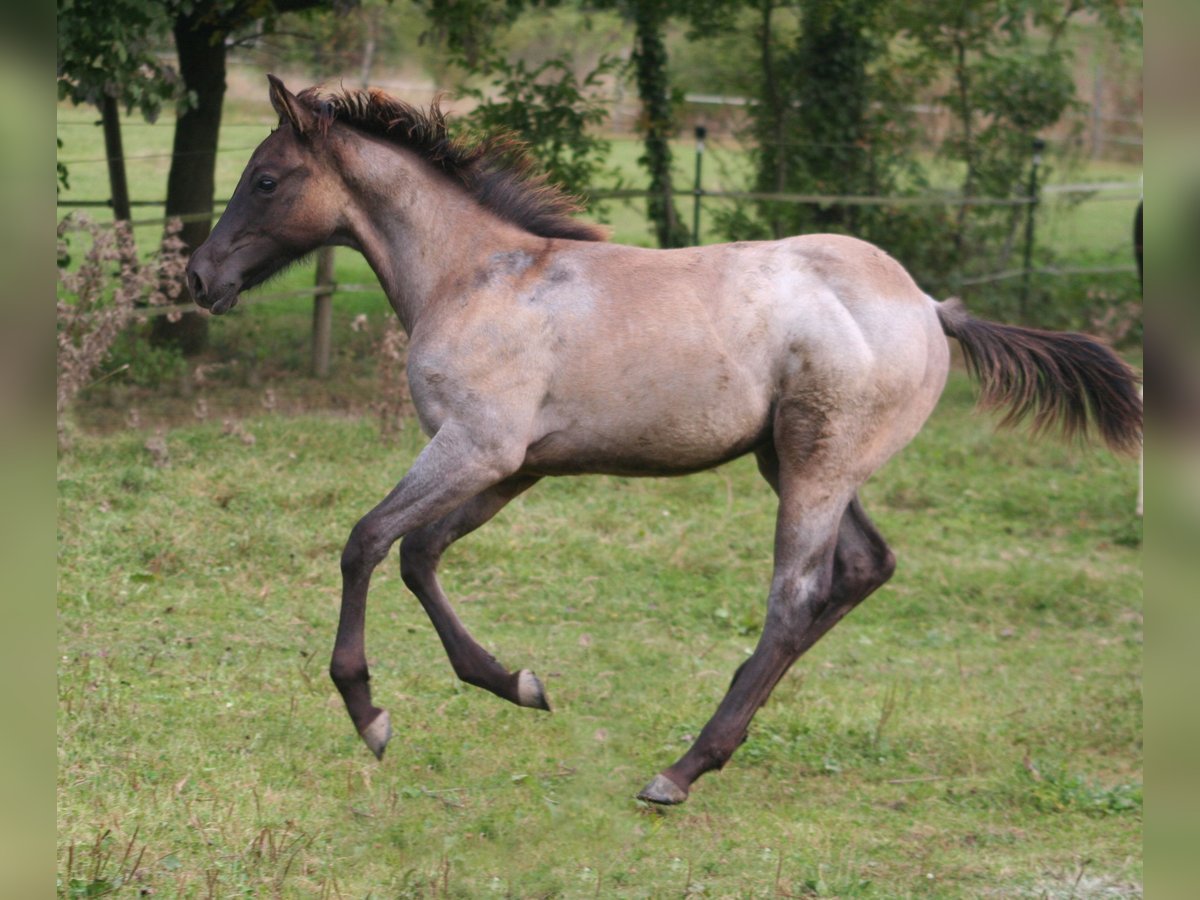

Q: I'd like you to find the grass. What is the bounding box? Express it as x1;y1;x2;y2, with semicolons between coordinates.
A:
57;371;1142;897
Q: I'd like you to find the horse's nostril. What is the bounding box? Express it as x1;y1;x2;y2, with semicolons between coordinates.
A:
190;270;206;301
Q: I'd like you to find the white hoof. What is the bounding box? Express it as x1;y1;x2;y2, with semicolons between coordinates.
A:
361;710;392;760
516;670;551;711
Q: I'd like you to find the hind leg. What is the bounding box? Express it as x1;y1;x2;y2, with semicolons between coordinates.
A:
754;444;894;648
722;447;893;694
639;468;895;804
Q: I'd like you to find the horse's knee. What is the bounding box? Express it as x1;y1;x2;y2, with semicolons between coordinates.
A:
341;517;392;577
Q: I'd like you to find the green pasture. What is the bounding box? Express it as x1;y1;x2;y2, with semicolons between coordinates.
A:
57;369;1142;897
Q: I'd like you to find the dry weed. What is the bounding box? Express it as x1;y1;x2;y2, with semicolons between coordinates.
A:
56;214;189;448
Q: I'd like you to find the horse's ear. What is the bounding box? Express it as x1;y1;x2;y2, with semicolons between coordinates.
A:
267;74;315;135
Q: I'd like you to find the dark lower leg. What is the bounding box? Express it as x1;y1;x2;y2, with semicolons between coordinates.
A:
330;565;390;755
642;496;895;803
400;477;548;709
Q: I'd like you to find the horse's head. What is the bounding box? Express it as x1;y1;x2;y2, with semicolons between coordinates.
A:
187;76;344;315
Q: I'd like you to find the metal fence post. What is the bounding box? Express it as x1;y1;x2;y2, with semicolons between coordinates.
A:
312;247;335;378
1019;138;1045;319
692;124;707;246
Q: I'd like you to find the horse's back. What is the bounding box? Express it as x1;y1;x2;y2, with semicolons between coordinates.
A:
514;234;948;478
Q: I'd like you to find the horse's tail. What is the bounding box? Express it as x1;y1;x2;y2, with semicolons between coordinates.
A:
936;297;1142;454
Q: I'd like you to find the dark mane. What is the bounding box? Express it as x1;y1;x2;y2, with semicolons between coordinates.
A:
295;86;607;243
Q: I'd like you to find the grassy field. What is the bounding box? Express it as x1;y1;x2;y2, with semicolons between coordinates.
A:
57;369;1142;897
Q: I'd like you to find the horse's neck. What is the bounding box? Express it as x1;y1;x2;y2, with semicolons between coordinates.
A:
339;141;520;334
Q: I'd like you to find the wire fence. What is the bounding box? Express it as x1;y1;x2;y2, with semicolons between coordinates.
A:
57;182;1140;224
57;176;1140;321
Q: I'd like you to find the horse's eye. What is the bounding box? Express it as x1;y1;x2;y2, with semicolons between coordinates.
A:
256;176;277;194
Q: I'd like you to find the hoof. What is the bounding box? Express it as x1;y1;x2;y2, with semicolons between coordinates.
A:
516;670;551;711
637;773;689;805
360;710;392;760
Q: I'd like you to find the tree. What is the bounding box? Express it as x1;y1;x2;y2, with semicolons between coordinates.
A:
732;0;953;278
428;0;737;247
715;0;1140;311
457;54;623;203
57;0;179;221
422;1;620;207
895;0;1141;309
627;0;689;248
60;1;349;355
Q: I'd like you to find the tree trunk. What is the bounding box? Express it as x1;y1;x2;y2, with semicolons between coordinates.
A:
154;5;228;355
99;94;132;222
632;2;688;249
756;0;787;239
359;5;378;88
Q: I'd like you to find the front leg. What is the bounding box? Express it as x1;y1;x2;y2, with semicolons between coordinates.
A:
330;422;522;759
400;476;549;710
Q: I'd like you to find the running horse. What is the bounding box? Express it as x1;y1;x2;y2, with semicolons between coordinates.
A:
187;77;1142;805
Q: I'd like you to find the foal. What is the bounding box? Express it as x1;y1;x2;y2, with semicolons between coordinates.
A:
187;77;1142;804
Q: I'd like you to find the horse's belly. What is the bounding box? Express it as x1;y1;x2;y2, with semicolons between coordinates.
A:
522;390;772;477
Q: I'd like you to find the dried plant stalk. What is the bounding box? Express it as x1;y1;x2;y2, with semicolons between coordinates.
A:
373;317;409;441
56;214;189;447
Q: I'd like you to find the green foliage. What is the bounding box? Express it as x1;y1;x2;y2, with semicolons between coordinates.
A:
716;0;959;280
106;328;189;389
629;0;692;247
1018;761;1142;817
421;0;544;66
262;0;428;81
894;0;1139;303
457;54;624;203
56;0;178;119
421;2;626;210
711;0;1141;328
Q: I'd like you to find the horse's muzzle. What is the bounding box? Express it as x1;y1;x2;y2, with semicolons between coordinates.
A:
185;255;238;315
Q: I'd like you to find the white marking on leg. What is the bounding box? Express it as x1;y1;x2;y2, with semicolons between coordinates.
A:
516;669;544;707
361;710;392;760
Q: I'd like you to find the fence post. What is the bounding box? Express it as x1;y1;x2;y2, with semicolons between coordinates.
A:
312;247;335;378
692;124;707;246
1019;137;1045;320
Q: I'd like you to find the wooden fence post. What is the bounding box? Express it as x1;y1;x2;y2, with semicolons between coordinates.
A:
312;247;335;378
